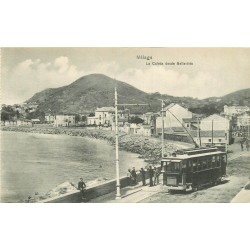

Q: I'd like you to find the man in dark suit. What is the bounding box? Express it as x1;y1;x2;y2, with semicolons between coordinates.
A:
78;178;86;200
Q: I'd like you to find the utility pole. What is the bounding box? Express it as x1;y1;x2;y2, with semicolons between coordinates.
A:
161;100;164;157
212;120;214;146
114;85;148;199
115;86;121;199
197;118;201;147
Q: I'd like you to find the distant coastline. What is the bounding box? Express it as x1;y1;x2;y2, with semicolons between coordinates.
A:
1;126;184;164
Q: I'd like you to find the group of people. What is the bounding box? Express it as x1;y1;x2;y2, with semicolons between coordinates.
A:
240;138;249;151
127;166;161;187
78;165;162;201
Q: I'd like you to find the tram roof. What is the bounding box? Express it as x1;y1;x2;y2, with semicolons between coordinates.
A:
162;150;225;160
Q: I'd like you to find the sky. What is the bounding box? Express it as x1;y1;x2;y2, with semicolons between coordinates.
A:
1;47;250;105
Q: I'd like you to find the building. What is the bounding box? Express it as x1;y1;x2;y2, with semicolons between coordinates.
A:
191;130;228;145
45;114;56;124
137;124;152;137
182;118;199;130
87;107;129;126
54;114;76;127
237;112;250;128
199;114;232;144
31;119;40;124
224;105;249;117
17;119;33;126
156;103;193;129
87;107;115;126
4;120;17;126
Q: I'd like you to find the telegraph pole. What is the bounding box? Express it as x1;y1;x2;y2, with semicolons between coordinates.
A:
161;100;164;157
114;85;148;199
115;86;121;199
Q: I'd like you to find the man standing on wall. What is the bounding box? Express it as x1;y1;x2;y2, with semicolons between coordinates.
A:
78;178;86;200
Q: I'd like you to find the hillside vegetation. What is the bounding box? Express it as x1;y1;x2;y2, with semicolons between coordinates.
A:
27;74;250;115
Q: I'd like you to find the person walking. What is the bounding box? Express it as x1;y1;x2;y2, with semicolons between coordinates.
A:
148;166;154;187
127;169;132;186
140;167;146;186
153;167;160;186
246;139;249;151
78;178;86;200
131;167;137;186
240;140;244;151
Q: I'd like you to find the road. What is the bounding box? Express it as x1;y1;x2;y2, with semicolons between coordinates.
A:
140;144;250;203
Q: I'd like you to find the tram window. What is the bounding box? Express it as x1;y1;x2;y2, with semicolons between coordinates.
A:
167;162;180;172
193;159;197;172
202;158;208;169
207;157;212;169
217;156;221;167
212;156;217;168
222;155;227;165
197;159;202;171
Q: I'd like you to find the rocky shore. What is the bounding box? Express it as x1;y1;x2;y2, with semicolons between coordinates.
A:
2;126;185;163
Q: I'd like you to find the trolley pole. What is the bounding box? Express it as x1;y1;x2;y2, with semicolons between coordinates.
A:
161;100;164;158
115;86;121;199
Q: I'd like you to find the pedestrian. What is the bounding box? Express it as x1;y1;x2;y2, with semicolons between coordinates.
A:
127;169;132;186
131;167;137;186
148;166;154;187
140;167;146;186
78;178;86;200
153;167;160;186
246;139;249;151
240;140;244;151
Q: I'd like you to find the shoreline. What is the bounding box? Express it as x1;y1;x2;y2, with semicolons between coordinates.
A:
2;126;189;164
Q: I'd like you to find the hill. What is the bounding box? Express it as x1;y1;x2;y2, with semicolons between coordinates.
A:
27;74;250;115
27;74;162;114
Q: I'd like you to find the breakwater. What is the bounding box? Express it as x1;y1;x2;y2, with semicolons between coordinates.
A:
2;126;183;163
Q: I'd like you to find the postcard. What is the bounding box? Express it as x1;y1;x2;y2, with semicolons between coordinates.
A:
1;47;250;203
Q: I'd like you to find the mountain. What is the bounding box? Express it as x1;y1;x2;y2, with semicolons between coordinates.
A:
221;88;250;105
27;74;250;115
27;74;162;114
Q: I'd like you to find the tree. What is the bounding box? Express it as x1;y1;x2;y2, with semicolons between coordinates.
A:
129;116;144;124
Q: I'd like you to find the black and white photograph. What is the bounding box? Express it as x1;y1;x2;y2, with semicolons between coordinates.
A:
1;47;250;203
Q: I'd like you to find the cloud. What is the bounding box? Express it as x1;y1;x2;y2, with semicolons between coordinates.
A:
115;66;221;99
1;57;85;104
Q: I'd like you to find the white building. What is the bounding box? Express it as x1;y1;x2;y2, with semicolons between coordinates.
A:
54;114;75;127
45;114;56;123
87;107;115;126
87;107;129;126
199;114;232;144
224;105;249;117
156;103;192;129
237;112;250;127
191;130;228;145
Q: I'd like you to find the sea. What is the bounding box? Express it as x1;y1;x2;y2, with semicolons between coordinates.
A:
0;131;146;202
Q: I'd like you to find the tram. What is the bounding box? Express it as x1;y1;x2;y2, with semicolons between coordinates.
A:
161;147;227;192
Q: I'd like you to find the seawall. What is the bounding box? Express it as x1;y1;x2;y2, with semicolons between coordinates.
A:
41;169;153;203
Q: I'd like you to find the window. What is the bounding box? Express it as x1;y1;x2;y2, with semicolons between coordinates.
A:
167;162;180;172
208;139;212;142
218;139;222;142
197;159;202;171
202;158;208;169
193;159;197;172
212;156;217;168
